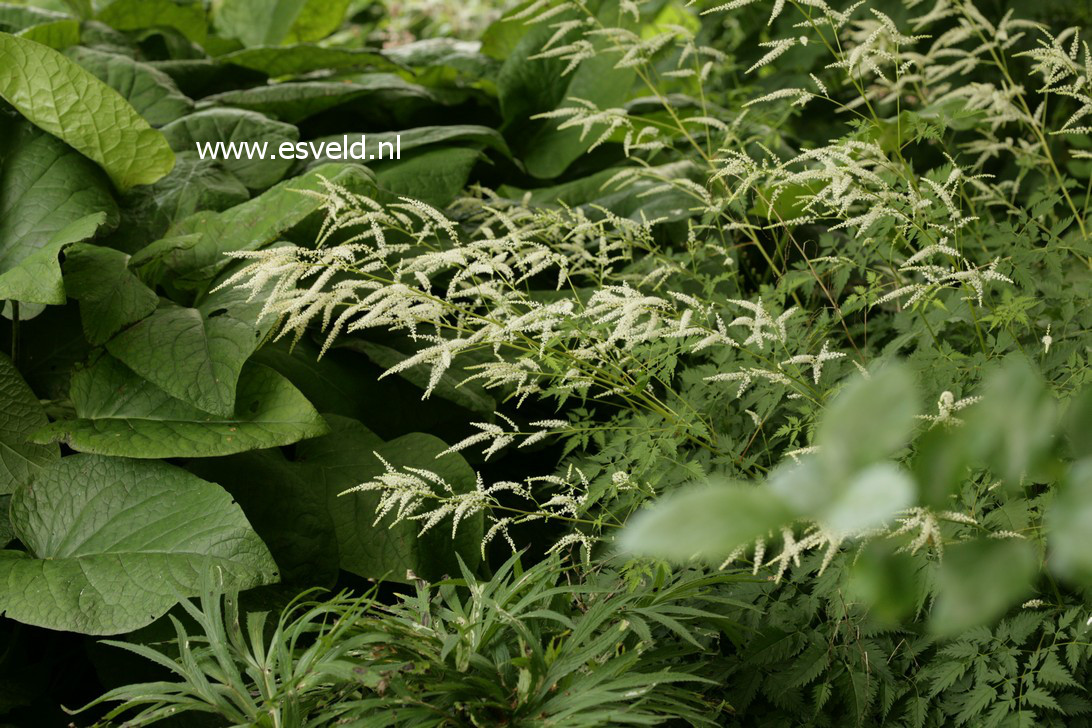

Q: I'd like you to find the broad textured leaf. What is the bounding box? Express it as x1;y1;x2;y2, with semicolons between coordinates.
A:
382;38;499;92
0;31;175;189
0;5;69;32
295;415;483;581
16;19;80;50
280;0;349;44
0;454;277;634
0;119;117;306
96;0;207;43
252;337;464;438
67;47;193;127
160;108;298;190
186;448;339;586
214;0;349;47
149;57;266;98
252;338;381;425
32;357;329;458
0;212;107;305
0;352;58;495
308;124;512;164
220;45;395;78
111;152;250;250
62;244;159;345
200;77;430;124
105;302;263;417
0;496;11;547
129;163;374;287
375;146;480;207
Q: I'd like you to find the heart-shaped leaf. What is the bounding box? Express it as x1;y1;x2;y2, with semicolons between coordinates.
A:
0;454;278;634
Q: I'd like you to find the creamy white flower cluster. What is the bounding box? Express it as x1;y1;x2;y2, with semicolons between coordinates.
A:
341;457;602;560
220;180;824;415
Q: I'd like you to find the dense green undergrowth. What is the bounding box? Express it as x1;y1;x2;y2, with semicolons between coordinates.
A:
0;0;1090;725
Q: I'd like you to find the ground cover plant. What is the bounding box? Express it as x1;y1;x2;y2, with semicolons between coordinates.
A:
0;0;1090;725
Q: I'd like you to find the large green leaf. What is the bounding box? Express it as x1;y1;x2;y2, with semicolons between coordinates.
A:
0;454;277;634
254;337;476;441
0;352;58;495
16;18;80;50
1048;459;1092;582
295;415;483;582
62;244;159;345
0;496;11;547
220;45;395;78
0;212;107;306
0;31;175;189
374;146;480;207
129;163;374;288
160;108;298;190
66;47;193;127
186;448;339;587
252;338;381;425
96;0;208;44
0;5;69;32
816;363;919;477
307;124;512;164
111;152;250;251
929;538;1036;636
199;77;430;124
32;357;329;458
214;0;349;47
0;119;117;306
104;302;263;417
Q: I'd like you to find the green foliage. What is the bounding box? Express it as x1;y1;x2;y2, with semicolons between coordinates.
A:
82;556;732;726
0;0;1089;725
0;30;175;189
0;454;277;634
